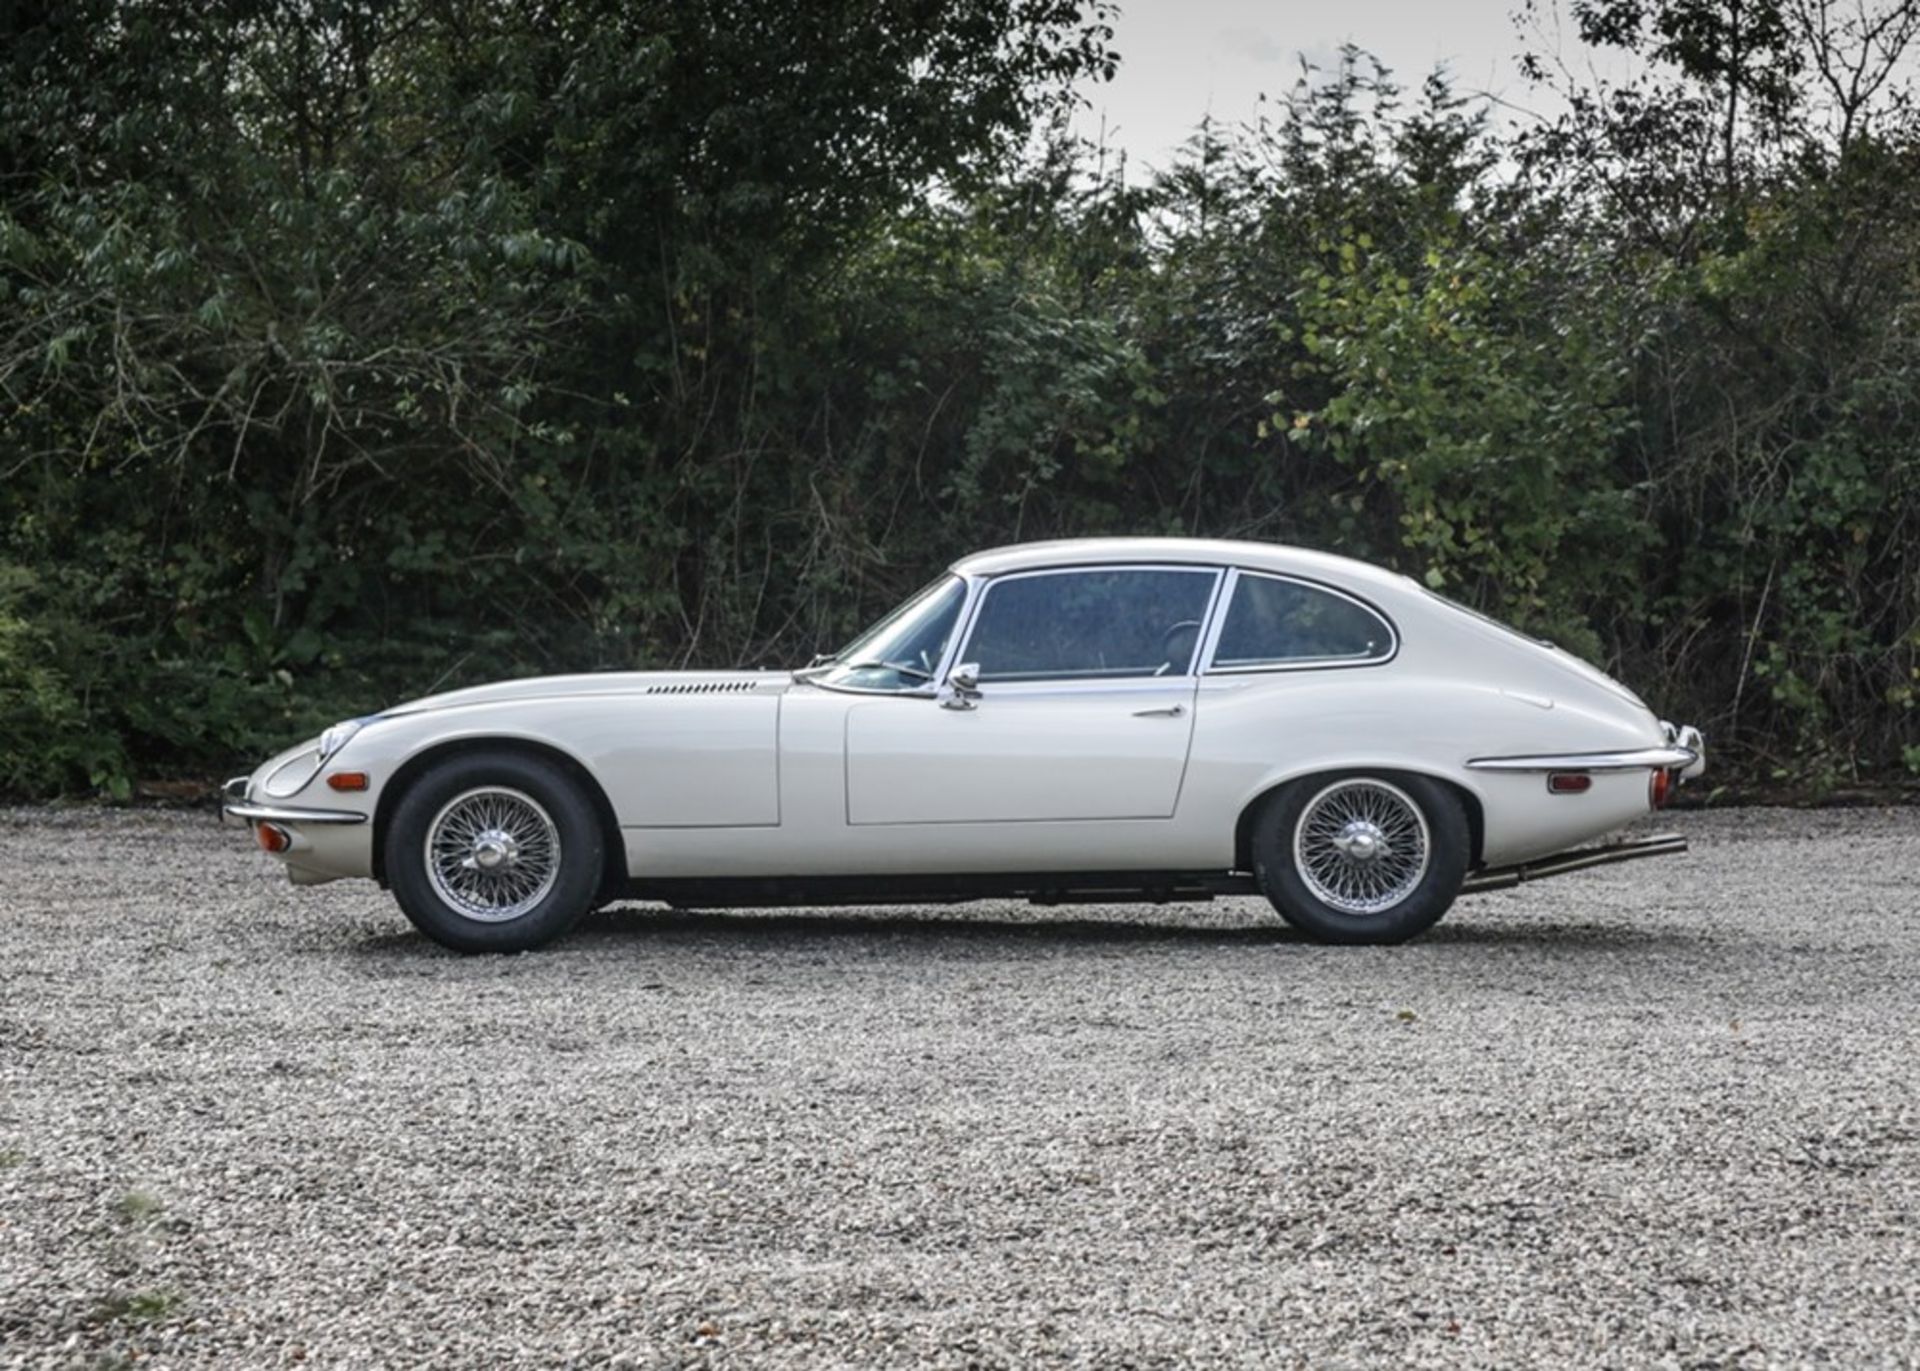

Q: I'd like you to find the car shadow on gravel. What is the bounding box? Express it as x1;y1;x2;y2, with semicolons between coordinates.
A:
347;905;1713;959
349;910;1296;958
1422;918;1714;951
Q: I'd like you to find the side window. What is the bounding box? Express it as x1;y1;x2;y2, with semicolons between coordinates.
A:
964;568;1218;682
1210;574;1394;669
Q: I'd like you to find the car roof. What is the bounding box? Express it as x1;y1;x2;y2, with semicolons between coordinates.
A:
949;537;1415;596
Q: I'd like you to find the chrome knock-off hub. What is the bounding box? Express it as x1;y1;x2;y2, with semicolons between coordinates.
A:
469;829;518;871
1330;819;1388;862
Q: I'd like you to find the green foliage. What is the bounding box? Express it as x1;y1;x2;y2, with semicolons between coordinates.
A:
0;564;129;798
90;1288;183;1326
1;1;1917;796
1284;223;1642;658
112;1189;166;1226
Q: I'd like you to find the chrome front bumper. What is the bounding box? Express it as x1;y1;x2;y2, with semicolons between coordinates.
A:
220;775;367;827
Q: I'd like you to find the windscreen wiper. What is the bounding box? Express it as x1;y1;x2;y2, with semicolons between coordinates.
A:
838;659;933;681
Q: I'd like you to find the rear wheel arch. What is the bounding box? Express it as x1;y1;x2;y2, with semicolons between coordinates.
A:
373;737;625;898
1233;768;1484;873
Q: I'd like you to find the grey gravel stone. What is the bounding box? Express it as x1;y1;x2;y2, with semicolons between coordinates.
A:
0;805;1915;1368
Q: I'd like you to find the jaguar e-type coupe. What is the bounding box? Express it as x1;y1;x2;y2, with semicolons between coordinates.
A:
224;538;1704;951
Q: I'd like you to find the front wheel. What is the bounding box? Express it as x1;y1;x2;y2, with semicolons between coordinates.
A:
387;752;605;953
1252;773;1469;944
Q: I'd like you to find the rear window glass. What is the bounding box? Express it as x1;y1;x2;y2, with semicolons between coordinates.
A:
1210;574;1394;669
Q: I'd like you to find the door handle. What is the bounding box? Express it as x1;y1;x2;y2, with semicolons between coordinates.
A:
1132;704;1186;718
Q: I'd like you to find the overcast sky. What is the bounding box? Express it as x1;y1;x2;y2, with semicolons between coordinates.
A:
1071;0;1600;174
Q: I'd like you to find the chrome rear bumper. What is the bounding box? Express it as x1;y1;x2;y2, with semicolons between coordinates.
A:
1466;744;1697;773
1667;722;1707;779
1467;721;1705;781
1461;831;1689;894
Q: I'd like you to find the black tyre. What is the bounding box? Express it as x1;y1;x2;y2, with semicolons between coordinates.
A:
386;751;605;953
1252;773;1469;944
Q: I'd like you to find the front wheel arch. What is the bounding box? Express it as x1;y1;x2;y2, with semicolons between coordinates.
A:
373;738;625;900
1233;768;1484;874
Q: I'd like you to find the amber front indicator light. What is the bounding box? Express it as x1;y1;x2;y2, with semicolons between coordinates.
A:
1547;772;1592;794
255;823;291;854
1649;768;1674;809
327;771;369;792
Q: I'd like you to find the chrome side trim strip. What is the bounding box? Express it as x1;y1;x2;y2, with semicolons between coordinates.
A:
1460;832;1689;893
223;802;368;825
1466;746;1698;773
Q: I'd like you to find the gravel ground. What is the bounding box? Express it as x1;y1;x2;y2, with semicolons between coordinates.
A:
1;806;1916;1369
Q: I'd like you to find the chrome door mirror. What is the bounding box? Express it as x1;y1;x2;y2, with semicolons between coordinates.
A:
940;662;982;711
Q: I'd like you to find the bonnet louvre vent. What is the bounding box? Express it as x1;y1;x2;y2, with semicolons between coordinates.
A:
643;680;758;695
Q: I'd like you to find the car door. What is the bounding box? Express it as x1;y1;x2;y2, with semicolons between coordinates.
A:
844;565;1222;824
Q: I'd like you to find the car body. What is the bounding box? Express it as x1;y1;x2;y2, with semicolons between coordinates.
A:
224;537;1704;950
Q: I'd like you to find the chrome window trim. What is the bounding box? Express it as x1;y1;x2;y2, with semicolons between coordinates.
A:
1197;568;1401;676
937;675;1207;700
950;563;1227;687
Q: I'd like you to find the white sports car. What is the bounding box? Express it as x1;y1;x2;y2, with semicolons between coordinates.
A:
224;538;1704;951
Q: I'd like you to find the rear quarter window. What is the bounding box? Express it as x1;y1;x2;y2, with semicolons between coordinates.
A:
1210;573;1395;669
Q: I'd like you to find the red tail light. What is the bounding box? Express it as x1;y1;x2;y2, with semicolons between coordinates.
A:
1649;768;1674;809
1547;772;1592;794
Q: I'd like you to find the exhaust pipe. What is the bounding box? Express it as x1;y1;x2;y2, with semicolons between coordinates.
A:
1461;832;1689;895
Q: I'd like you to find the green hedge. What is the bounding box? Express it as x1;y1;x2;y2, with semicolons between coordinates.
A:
3;3;1916;798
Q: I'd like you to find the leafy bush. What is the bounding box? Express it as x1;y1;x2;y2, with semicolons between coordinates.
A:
1;2;1916;797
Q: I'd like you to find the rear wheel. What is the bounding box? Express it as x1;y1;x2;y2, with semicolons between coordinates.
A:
387;752;604;953
1252;773;1468;944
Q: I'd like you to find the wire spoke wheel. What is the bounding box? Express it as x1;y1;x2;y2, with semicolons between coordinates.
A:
425;786;562;923
1291;778;1431;917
